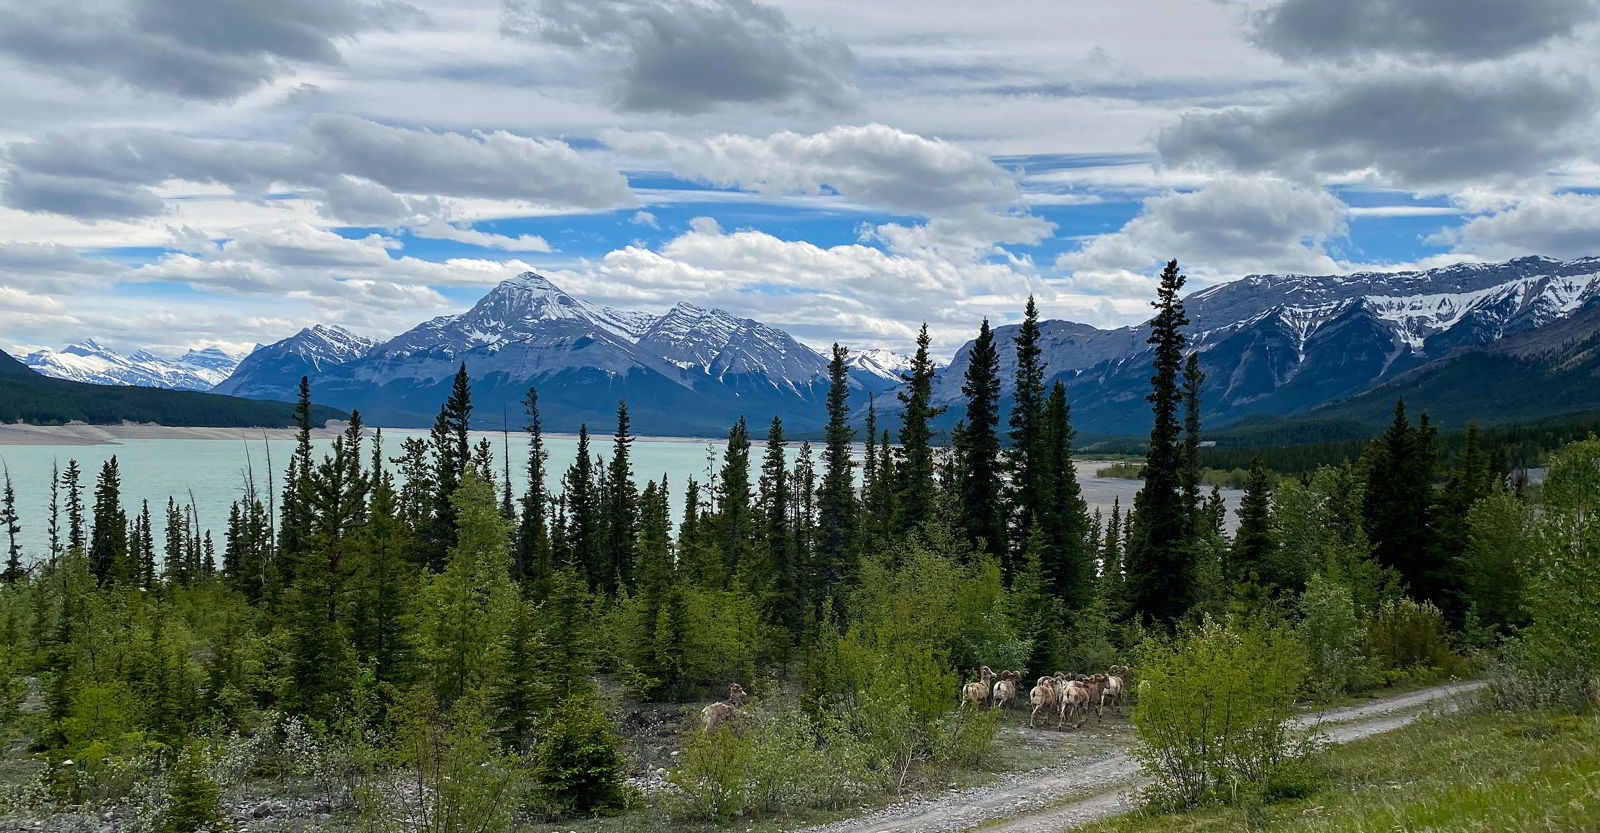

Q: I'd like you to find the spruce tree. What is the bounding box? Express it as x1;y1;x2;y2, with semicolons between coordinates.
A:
424;365;473;572
716;417;752;581
816;344;858;605
564;426;602;588
0;467;20;583
1043;381;1093;609
63;460;84;554
759;418;801;637
1230;458;1277;589
88;457;128;586
1434;423;1493;621
1126;260;1194;626
601;402;638;595
516;388;552;587
955;318;1006;563
417;471;518;704
1009;297;1049;551
895;323;944;531
351;432;416;692
136;501;156;588
1362;401;1444;608
40;463;60;566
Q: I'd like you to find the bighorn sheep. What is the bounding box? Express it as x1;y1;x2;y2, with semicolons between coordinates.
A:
1028;676;1059;728
701;683;749;732
1102;667;1127;715
991;670;1020;710
1054;676;1090;728
961;665;996;709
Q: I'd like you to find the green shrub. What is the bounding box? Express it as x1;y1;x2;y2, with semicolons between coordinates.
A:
665;704;872;822
1363;598;1461;680
532;695;626;817
156;743;222;833
1505;438;1600;710
1132;618;1313;809
1297;574;1377;697
359;693;523;833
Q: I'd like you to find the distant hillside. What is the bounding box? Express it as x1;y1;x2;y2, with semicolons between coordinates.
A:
0;349;345;428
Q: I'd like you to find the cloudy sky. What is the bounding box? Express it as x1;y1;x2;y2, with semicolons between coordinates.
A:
1;0;1597;359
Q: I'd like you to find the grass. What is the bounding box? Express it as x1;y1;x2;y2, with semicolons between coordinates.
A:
1080;707;1600;833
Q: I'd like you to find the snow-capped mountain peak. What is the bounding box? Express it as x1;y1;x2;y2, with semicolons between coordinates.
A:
847;348;916;382
24;340;245;390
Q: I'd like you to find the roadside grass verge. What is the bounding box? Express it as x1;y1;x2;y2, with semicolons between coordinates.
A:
1081;707;1600;833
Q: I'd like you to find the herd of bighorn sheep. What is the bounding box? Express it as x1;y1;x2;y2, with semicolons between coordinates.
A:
700;664;1129;734
962;664;1130;729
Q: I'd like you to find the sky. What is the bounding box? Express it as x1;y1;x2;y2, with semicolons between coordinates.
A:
1;0;1597;361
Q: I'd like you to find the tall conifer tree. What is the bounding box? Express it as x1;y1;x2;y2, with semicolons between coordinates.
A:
955;318;1006;562
895;324;944;531
816;344;857;604
1126;260;1194;625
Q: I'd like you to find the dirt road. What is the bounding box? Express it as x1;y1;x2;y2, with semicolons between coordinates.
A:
789;680;1485;833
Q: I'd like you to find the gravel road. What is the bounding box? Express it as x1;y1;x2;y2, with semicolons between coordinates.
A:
787;680;1485;833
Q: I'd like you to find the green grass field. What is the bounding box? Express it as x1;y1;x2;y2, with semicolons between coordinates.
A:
1083;707;1600;833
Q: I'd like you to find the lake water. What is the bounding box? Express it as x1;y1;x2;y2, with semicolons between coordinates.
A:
0;433;1240;565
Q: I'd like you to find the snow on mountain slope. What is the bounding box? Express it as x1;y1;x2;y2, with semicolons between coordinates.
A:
24;339;245;391
927;256;1600;434
211;325;376;400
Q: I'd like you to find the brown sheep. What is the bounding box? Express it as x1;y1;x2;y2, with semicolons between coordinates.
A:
991;670;1020;710
1054;677;1090;728
961;665;997;709
701;683;749;732
1028;676;1059;728
1102;668;1127;715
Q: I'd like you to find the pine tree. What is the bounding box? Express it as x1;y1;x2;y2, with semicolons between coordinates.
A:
816;344;858;606
47;460;61;562
1009;297;1049;551
1362;401;1444;608
0;466;21;583
424;365;473;572
564;426;602;588
1126;260;1195;626
417;471;518;704
350;431;416;692
758;418;801;637
1043;381;1093;609
1230;458;1277;590
601;402;638;595
955;318;1007;563
136;501;156;588
716;417;752;581
88;457;129;586
63;460;84;554
1101;498;1127;621
896;323;944;531
515;388;552;587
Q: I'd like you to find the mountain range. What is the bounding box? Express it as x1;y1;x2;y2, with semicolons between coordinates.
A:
216;273;911;434
0;347;344;428
24;255;1600;437
931;255;1600;434
24;340;246;391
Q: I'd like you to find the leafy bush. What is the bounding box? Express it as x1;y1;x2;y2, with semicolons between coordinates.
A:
1297;574;1377;697
666;703;873;822
1504;438;1600;710
156;743;222;833
531;695;626;817
1363;598;1462;681
358;693;522;833
1131;618;1313;809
